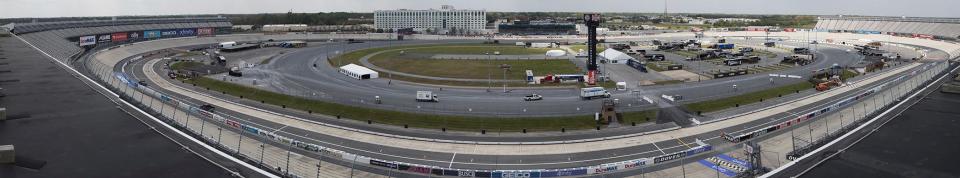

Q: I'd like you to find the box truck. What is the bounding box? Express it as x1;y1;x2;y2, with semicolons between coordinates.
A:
416;91;439;102
580;87;611;100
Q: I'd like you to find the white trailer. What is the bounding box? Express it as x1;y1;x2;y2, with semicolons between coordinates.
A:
530;42;554;48
416;91;439;102
580;87;611;100
219;41;237;48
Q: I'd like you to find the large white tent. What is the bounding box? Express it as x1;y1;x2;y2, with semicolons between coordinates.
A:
339;63;379;80
545;50;567;57
598;49;634;64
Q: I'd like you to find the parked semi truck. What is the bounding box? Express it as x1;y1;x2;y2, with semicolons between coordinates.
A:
580;87;611;100
416;91;439;102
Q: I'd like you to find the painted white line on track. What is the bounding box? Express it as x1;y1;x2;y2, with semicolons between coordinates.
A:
651;142;667;155
449;152;457;168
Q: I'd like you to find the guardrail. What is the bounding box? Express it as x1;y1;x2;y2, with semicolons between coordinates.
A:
721;62;944;144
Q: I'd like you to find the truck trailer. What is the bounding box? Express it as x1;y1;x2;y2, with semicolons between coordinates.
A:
580;87;611;100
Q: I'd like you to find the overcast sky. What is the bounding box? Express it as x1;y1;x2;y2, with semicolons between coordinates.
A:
1;0;958;18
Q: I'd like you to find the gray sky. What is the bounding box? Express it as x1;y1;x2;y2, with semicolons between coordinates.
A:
1;0;958;18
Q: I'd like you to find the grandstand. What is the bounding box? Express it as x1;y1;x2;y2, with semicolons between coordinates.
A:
815;15;960;40
5;17;231;62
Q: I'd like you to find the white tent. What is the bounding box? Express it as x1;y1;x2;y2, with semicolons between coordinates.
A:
339;64;379;80
598;49;634;64
545;50;567;57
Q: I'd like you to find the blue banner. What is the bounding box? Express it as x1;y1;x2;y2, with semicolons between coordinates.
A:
144;30;161;38
178;28;196;36
161;30;178;37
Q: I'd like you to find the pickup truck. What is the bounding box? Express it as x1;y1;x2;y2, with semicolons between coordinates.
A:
523;94;543;101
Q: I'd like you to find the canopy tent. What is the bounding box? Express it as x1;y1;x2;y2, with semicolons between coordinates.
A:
598;49;634;64
339;64;379;80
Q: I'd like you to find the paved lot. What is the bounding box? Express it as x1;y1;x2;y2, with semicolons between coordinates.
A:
0;37;230;178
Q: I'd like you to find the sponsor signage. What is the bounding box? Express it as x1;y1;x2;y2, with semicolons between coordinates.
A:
161;30;178;37
197;27;214;36
79;35;96;46
144;30;161;38
540;169;587;177
97;34;112;42
369;160;398;169
128;31;141;40
111;32;128;42
178;28;195;36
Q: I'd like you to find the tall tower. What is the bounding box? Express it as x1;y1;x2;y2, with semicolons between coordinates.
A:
663;0;669;23
583;13;601;85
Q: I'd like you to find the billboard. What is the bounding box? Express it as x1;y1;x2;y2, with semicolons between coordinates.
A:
97;34;112;43
144;30;161;38
128;31;142;40
178;28;195;36
79;35;96;46
197;27;214;36
161;30;178;37
111;32;128;42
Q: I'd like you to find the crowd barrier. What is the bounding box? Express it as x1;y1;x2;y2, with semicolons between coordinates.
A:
721;61;946;144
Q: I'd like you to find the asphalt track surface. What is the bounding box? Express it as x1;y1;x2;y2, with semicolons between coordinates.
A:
115;38;937;171
230;38;864;117
0;37;234;178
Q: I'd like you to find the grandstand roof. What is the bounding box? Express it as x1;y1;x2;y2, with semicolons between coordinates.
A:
11;17;230;34
819;15;960;24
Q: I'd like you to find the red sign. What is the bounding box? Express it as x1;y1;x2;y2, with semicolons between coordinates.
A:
197;27;215;37
587;71;596;85
111;32;128;42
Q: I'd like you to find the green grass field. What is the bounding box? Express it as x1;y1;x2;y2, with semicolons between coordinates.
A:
369;51;578;80
684;81;815;113
402;45;550;55
183;76;656;132
170;61;203;70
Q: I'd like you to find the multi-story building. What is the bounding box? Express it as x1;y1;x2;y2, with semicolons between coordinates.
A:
374;5;486;34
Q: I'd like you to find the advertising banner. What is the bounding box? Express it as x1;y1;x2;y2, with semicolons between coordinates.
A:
144;30;161;38
79;35;96;46
178;28;196;36
369;160;398;169
197;27;214;36
98;34;112;43
111;32;128;42
161;30;178;37
492;171;540;178
540;169;587;177
128;31;142;40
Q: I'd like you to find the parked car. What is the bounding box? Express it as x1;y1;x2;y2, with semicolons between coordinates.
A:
199;104;215;112
523;94;543;101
